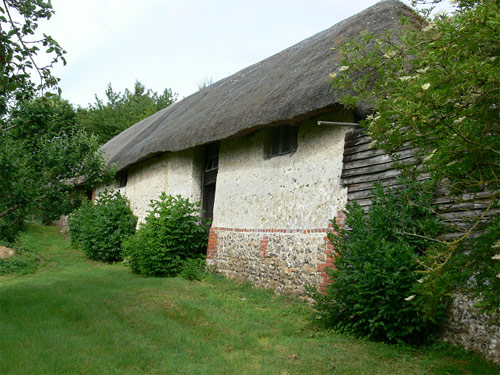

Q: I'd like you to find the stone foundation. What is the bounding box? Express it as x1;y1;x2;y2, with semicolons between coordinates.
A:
442;294;500;364
207;225;337;296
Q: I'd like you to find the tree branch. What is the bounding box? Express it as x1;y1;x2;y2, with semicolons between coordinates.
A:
2;0;45;91
0;204;21;219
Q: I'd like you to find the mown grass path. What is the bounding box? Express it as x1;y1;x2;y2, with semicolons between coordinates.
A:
0;224;498;375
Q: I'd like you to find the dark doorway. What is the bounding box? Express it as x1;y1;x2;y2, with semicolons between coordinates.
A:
202;143;219;224
203;183;216;222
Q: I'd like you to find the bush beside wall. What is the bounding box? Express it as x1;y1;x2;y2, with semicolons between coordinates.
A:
309;181;448;344
123;193;209;277
68;190;137;263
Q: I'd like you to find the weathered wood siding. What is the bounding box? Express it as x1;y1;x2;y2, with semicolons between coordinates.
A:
341;128;497;232
341;128;408;209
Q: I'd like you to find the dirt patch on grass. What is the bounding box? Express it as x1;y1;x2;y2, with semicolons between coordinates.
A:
0;246;15;260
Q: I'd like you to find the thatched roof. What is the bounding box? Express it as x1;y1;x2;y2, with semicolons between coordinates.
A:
103;0;416;171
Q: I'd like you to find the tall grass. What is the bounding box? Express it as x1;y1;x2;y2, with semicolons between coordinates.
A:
0;224;498;375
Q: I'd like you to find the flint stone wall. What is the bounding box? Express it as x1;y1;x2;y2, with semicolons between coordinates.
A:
207;112;351;295
442;294;500;364
207;226;336;296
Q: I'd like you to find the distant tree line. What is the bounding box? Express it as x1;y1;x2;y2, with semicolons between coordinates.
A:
77;81;177;145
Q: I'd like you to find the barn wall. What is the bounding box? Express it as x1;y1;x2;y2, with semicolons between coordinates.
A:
442;294;500;364
123;154;169;221
98;148;203;223
208;112;354;295
165;148;203;204
213;118;349;229
341;128;497;230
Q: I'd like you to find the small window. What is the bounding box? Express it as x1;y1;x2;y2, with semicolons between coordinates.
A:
117;171;128;188
269;125;298;157
205;155;219;172
205;142;220;172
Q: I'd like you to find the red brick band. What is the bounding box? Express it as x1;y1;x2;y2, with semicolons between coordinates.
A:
206;210;346;293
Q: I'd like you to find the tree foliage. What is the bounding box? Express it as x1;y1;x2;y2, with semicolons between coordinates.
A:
329;0;499;313
9;94;76;149
0;0;65;121
0;95;115;240
0;1;113;242
77;81;177;144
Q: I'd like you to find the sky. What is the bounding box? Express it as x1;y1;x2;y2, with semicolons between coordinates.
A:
36;0;454;108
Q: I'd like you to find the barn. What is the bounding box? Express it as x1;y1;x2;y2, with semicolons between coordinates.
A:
100;0;500;362
101;0;416;294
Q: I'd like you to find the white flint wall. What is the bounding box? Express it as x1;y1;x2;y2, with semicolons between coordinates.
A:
209;114;354;296
213;120;348;229
98;148;202;223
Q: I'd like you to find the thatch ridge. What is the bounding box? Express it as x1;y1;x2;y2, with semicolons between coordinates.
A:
103;0;416;171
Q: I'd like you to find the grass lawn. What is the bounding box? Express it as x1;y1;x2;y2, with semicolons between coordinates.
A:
0;224;498;375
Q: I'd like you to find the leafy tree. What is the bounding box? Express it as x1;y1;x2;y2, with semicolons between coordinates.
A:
9;94;76;151
0;104;114;240
4;95;76;226
77;81;177;144
0;0;65;121
329;0;499;313
0;1;113;241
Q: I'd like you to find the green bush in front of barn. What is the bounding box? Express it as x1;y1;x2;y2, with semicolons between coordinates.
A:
308;180;449;345
123;193;209;277
68;190;137;263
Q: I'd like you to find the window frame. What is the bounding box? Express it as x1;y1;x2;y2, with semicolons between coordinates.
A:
205;155;219;172
117;171;128;188
267;125;298;158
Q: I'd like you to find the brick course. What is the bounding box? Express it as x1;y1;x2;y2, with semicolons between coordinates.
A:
206;210;344;296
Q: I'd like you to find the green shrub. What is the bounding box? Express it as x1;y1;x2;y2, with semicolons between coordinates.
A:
123;193;209;277
0;242;39;275
68;190;137;263
309;180;448;344
68;200;93;248
180;257;207;281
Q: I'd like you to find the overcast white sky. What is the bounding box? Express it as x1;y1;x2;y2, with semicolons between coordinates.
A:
37;0;453;108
